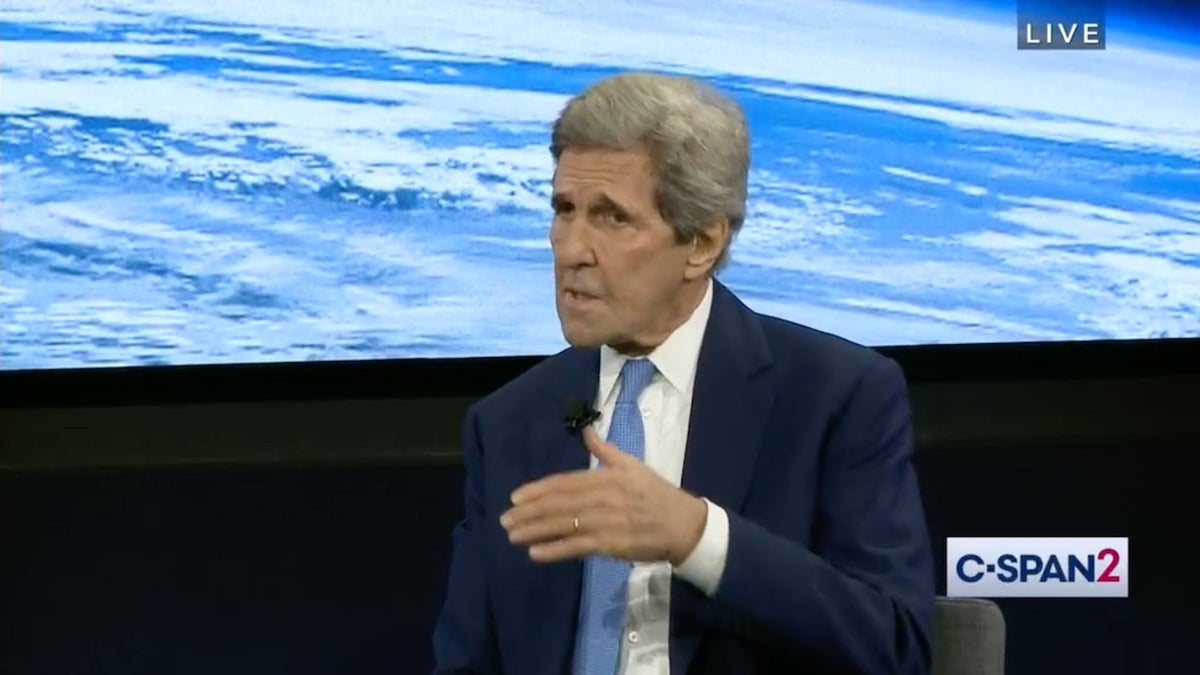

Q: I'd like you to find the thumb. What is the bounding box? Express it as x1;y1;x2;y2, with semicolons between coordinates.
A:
582;427;627;466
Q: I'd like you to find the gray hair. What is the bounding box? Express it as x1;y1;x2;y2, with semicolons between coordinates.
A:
549;72;750;270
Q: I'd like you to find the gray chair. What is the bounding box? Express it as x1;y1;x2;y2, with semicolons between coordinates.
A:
932;596;1006;675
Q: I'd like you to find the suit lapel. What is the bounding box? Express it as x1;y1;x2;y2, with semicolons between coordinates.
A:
533;347;599;478
522;348;599;674
671;282;775;675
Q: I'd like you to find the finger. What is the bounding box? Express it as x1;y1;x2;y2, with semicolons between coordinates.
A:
501;485;611;532
507;493;625;544
583;426;629;467
515;505;627;553
529;533;602;563
507;512;577;546
510;467;604;505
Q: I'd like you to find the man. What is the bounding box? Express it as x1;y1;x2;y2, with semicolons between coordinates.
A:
432;72;934;675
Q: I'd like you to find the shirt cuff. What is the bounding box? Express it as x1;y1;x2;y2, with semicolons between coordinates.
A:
672;498;729;596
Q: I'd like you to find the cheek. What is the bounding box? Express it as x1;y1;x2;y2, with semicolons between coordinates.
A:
594;235;679;314
604;264;665;315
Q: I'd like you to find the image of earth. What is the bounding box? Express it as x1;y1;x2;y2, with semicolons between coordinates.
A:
2;0;1198;370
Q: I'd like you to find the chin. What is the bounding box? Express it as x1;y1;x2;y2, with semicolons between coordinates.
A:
560;328;605;349
558;318;608;349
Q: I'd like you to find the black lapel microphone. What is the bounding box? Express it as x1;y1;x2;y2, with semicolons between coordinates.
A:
562;397;601;432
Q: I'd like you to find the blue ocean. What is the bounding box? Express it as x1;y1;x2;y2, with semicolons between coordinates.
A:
2;0;1198;369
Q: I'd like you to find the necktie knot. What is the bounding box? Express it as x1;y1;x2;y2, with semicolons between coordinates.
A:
617;358;656;405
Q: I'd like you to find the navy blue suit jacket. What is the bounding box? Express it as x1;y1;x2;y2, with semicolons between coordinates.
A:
432;282;934;674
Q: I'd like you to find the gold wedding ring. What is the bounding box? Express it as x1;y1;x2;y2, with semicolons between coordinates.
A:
572;515;580;532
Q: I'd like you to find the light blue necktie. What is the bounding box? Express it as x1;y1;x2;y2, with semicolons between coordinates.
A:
573;358;657;675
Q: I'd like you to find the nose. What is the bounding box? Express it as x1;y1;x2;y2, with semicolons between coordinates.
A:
550;217;595;267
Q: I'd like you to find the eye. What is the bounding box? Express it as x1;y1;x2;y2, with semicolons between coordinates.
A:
553;200;575;217
604;208;631;225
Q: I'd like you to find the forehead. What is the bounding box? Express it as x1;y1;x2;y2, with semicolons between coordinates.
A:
552;147;655;198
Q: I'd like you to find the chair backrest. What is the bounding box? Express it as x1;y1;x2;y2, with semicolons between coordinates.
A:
932;596;1006;675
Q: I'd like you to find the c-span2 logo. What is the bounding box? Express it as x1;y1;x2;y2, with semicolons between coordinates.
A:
947;537;1128;598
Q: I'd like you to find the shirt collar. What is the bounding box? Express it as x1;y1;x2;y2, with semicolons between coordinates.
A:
597;279;714;405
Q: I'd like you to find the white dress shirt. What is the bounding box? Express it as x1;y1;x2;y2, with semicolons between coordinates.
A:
588;279;730;675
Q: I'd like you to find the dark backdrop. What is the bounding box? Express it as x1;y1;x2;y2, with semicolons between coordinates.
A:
2;338;1198;674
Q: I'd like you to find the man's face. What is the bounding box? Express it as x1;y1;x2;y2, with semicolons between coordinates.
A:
550;147;709;352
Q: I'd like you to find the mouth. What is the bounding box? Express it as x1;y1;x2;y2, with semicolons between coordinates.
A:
563;289;598;304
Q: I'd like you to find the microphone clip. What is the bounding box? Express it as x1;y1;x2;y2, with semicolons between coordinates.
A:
563;398;601;432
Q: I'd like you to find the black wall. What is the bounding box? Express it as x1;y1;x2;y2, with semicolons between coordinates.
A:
3;339;1198;675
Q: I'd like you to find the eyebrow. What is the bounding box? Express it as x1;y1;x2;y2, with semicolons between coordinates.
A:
551;191;635;219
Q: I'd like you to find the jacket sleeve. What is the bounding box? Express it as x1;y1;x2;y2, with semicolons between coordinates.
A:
712;357;935;674
431;406;501;674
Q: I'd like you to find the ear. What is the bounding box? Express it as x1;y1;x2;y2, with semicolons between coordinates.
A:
684;217;730;279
